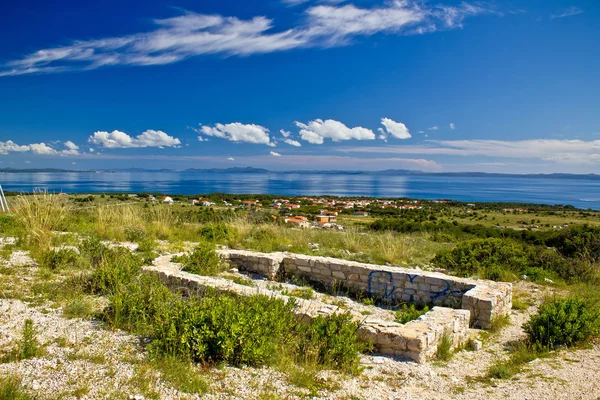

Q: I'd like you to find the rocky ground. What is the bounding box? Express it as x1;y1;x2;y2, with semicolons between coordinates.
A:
1;243;600;400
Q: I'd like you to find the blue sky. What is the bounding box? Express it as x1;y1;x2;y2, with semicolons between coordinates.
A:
0;0;599;173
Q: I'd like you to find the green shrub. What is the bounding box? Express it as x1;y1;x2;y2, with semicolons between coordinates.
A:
199;223;236;242
103;274;175;335
151;294;297;366
395;303;430;324
433;238;530;279
39;248;80;270
523;297;599;349
181;242;225;276
125;227;146;242
295;313;368;372
20;319;40;360
433;237;595;283
63;297;94;319
90;248;142;295
79;236;109;267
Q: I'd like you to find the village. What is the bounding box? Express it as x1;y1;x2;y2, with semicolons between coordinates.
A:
146;194;433;229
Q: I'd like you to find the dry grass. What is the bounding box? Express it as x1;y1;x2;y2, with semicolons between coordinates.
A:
12;191;71;247
225;221;444;266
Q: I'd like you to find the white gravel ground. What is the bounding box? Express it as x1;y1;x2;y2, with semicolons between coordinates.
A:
1;246;600;399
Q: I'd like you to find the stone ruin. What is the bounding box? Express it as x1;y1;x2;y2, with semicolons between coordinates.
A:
144;249;512;363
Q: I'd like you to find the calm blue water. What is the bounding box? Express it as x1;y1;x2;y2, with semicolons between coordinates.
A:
1;172;599;210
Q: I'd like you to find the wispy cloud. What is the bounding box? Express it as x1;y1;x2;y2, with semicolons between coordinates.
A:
0;1;489;77
550;6;583;20
0;140;80;156
337;139;600;166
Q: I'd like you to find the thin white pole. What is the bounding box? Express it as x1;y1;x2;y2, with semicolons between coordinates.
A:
0;184;8;212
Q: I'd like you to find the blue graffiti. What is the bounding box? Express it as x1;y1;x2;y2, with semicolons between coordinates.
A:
366;271;463;307
429;280;462;302
367;270;396;299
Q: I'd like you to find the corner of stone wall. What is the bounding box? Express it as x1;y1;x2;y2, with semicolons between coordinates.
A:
461;282;512;329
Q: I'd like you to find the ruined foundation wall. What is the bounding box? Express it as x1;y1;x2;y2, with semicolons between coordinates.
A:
144;260;471;363
220;249;512;329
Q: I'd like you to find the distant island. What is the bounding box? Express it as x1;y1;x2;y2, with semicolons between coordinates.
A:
1;166;599;180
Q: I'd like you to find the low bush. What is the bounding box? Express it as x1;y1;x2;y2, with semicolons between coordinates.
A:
63;297;94;319
151;293;297;366
102;274;175;335
180;242;225;276
295;312;369;372
523;297;599;349
433;237;595;282
125;227;146;242
89;248;143;295
395;303;430;324
199;223;237;243
79;236;109;268
38;248;80;270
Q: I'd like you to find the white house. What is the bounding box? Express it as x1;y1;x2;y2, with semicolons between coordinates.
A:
162;196;174;205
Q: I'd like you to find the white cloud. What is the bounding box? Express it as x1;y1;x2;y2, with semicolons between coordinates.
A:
449;122;456;130
0;3;488;77
89;148;95;153
89;130;181;148
64;140;79;150
270;151;282;157
551;7;583;20
280;129;291;138
428;125;439;131
30;143;59;155
0;140;30;155
197;122;272;145
295;119;375;144
381;117;411;139
228;157;235;161
283;138;302;147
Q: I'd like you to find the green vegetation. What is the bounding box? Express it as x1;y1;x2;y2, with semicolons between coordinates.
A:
0;376;33;400
178;242;226;276
435;331;454;362
4;191;600;394
395;303;430;324
486;343;543;380
524;297;599;349
1;319;43;363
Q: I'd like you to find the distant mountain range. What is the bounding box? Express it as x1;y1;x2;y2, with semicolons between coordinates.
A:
1;167;599;180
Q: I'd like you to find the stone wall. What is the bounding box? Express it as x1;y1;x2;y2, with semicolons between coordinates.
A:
143;257;471;363
220;249;512;329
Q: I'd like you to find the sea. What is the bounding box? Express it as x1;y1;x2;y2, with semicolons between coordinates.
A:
1;171;599;210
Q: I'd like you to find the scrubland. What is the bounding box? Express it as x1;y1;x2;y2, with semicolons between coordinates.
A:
0;192;599;399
